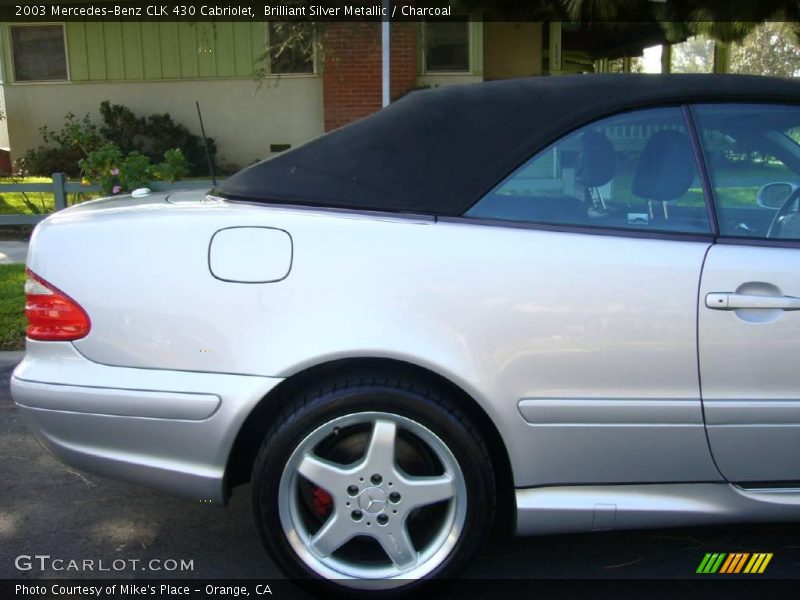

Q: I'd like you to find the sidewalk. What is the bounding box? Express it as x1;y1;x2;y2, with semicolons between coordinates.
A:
0;241;28;265
0;350;24;368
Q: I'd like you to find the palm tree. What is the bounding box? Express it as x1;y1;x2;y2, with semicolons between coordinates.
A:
557;0;800;44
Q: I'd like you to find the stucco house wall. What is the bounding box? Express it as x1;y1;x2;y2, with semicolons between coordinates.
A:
0;21;324;169
0;18;552;170
1;77;323;170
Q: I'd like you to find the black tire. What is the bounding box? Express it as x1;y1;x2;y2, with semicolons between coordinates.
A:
251;374;495;596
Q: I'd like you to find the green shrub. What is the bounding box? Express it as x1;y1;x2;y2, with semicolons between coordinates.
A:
22;113;104;177
119;152;152;191
22;102;216;178
79;145;190;195
99;101;216;176
98;101;142;155
153;148;190;183
78;143;124;195
19;146;83;178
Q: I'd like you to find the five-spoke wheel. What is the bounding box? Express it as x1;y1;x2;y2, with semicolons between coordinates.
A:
252;377;495;593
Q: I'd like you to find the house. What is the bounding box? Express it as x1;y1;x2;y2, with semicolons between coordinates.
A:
0;19;685;171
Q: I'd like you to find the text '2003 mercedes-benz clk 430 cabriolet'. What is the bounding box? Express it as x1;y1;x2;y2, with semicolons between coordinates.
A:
11;74;800;592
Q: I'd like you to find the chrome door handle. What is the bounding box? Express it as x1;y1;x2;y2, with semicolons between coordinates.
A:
706;292;800;310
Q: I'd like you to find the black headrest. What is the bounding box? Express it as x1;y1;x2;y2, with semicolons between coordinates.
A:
632;130;695;202
576;131;616;187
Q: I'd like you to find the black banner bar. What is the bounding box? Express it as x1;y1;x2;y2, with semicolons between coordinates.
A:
0;0;798;22
4;579;800;600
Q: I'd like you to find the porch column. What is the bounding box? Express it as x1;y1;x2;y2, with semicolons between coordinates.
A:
549;22;562;75
660;44;672;73
381;0;390;107
713;41;730;73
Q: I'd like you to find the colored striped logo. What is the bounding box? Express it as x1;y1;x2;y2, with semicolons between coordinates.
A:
696;552;773;574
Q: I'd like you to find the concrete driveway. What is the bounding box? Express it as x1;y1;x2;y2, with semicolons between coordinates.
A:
0;241;27;265
2;353;800;595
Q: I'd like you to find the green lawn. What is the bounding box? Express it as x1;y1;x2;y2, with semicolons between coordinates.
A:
0;176;54;215
0;176;102;216
0;264;26;351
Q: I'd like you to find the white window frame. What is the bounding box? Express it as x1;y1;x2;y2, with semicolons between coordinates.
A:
421;18;474;74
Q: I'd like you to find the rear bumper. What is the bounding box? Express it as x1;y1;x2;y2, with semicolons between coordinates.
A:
11;341;283;503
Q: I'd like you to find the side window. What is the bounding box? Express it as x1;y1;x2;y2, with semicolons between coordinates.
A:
693;104;800;240
424;18;470;73
267;22;315;75
10;25;68;82
466;107;712;234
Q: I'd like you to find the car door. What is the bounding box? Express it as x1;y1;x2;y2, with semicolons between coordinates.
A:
694;103;800;482
462;106;722;486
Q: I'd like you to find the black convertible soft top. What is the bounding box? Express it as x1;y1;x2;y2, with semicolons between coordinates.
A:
217;74;800;216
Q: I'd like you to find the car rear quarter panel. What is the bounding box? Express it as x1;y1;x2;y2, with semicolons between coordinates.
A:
28;199;719;487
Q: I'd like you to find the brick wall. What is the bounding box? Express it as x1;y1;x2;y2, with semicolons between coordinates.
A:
322;22;418;131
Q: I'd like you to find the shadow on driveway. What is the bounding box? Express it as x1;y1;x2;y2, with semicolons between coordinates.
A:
3;361;800;587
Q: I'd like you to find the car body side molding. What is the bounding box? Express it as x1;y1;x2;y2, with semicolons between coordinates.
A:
516;483;800;535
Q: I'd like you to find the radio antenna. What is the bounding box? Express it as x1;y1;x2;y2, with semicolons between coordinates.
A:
196;101;217;187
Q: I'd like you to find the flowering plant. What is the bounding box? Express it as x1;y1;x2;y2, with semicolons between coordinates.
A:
79;144;189;196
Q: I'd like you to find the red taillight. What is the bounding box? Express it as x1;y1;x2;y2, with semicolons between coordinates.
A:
24;269;91;341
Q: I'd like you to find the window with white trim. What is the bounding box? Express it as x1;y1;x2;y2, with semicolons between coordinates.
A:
267;22;314;75
424;18;470;72
11;24;68;82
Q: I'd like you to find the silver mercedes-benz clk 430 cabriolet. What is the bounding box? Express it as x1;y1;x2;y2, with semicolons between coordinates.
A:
11;74;800;592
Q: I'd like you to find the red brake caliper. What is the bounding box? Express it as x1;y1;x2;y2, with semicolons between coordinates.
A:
312;487;333;518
